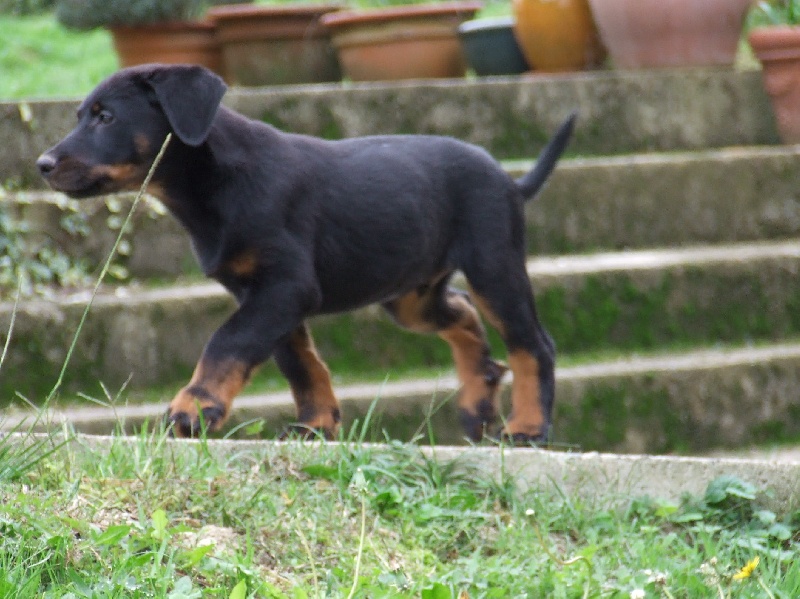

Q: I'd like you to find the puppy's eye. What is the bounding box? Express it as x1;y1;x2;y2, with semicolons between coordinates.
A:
98;110;114;125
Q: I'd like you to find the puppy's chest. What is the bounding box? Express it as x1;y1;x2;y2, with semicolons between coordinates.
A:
196;245;259;300
161;195;249;276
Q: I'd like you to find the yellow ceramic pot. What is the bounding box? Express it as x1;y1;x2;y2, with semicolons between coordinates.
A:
512;0;605;72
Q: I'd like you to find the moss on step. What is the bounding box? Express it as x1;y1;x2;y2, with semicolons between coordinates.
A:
538;266;800;354
5;257;800;405
214;353;800;453
554;382;686;454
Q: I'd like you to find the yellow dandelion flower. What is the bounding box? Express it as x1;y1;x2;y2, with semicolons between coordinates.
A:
733;556;760;581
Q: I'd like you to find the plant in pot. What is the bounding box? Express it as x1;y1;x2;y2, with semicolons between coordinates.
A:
748;0;800;143
207;3;344;86
587;0;752;69
320;0;483;81
56;0;229;74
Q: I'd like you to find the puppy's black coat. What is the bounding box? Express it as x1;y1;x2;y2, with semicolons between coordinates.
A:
38;64;575;441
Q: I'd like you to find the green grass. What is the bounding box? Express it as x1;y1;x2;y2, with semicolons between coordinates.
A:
0;14;116;100
0;428;798;598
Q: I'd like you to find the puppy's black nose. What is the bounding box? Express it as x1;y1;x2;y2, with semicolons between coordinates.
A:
36;154;57;177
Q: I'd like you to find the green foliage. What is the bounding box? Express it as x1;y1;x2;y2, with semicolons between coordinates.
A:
628;475;800;597
0;0;55;16
751;0;800;26
54;0;254;30
0;204;93;300
55;0;205;30
0;430;67;483
0;15;117;100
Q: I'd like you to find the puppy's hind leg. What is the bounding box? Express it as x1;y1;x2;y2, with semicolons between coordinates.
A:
383;277;508;442
469;270;555;445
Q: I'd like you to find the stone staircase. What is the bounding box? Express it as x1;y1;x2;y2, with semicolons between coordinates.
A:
2;68;800;454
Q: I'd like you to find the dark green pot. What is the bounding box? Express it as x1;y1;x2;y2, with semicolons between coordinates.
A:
458;16;529;76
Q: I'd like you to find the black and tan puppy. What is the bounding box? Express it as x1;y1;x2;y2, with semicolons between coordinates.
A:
37;64;575;442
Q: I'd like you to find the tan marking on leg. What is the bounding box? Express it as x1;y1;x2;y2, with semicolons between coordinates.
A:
386;288;506;440
287;328;341;436
504;350;545;438
169;357;252;435
438;294;506;440
388;292;437;333
439;296;486;405
469;288;506;338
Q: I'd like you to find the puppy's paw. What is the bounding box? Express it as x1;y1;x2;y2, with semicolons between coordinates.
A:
166;387;227;437
278;423;335;441
278;408;340;441
457;359;507;442
497;422;550;447
459;397;498;443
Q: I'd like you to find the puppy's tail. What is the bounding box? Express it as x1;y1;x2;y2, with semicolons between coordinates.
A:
515;111;577;201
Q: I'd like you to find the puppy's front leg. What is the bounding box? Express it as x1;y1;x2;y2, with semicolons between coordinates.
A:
167;284;311;437
168;356;252;438
273;323;341;439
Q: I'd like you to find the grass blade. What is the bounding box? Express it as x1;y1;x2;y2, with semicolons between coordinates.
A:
45;133;172;407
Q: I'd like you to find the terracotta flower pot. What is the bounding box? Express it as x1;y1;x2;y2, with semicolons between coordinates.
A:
321;2;482;81
458;16;529;76
587;0;752;68
749;26;800;144
512;0;605;72
110;20;222;75
208;3;343;86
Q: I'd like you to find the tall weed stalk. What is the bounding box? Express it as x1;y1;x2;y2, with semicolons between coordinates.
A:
45;133;172;406
0;134;172;481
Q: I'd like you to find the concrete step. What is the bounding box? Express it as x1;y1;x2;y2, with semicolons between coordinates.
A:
6;145;800;277
6;343;800;455
524;145;800;255
68;434;800;514
1;67;777;189
3;240;800;400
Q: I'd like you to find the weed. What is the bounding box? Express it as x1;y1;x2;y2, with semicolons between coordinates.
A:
0;202;93;299
45;133;171;405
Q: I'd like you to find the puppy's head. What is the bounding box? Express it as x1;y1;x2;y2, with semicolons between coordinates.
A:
36;64;227;198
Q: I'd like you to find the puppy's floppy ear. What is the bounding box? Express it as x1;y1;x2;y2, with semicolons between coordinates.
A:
143;64;227;147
